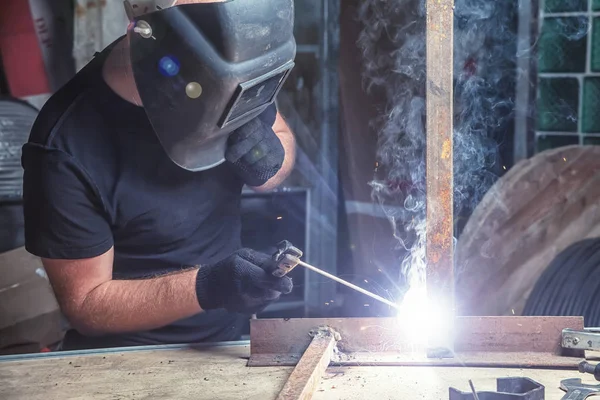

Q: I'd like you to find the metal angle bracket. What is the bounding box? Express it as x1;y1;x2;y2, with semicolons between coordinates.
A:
250;317;585;368
562;328;600;351
449;377;545;400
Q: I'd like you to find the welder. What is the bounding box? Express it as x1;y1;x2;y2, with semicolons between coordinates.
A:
21;0;297;350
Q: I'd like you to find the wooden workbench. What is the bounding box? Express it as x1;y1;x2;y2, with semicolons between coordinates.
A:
0;341;592;399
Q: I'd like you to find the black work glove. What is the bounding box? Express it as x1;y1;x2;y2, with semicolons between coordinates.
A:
225;117;285;187
195;248;293;314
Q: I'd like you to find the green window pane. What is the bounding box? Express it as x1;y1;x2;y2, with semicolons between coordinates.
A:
593;18;600;71
537;135;579;152
545;0;587;12
537;78;580;132
583;78;600;132
584;136;600;145
539;17;588;73
594;0;600;10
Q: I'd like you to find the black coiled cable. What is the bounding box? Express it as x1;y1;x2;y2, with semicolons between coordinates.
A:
523;237;600;326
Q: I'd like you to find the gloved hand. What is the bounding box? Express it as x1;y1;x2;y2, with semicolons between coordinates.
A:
225;116;285;187
195;248;293;314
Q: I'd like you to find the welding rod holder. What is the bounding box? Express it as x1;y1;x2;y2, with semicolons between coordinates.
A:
271;240;303;278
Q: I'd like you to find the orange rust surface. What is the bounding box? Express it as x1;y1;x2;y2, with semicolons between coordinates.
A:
441;139;451;160
426;0;454;296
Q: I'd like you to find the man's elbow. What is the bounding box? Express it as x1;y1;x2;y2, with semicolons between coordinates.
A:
60;286;111;336
251;179;279;192
72;321;105;337
61;302;109;336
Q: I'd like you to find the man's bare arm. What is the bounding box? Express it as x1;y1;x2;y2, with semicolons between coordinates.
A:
43;247;202;335
252;112;296;192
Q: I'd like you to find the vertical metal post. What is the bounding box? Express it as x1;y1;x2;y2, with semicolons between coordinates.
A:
306;0;340;313
513;0;534;163
426;0;455;348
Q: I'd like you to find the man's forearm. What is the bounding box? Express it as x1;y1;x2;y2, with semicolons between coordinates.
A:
253;130;296;192
77;268;202;335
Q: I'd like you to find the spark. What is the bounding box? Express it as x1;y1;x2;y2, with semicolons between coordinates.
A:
276;216;283;220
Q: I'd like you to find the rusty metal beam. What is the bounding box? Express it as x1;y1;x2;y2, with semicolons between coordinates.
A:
425;0;455;343
275;329;338;400
249;317;584;368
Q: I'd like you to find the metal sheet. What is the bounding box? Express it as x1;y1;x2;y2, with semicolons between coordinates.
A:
249;317;584;367
425;0;455;341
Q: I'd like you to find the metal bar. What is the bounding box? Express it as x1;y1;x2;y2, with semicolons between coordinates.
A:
251;352;581;368
514;0;534;163
275;330;337;400
306;0;340;313
249;317;584;367
425;0;455;347
0;340;251;362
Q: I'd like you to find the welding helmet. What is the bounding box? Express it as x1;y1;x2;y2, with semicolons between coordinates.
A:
126;0;296;171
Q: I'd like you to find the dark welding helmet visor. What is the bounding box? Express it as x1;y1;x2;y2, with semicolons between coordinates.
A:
128;0;296;171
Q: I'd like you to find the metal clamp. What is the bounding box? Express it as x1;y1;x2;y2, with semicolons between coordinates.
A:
562;328;600;351
449;377;545;400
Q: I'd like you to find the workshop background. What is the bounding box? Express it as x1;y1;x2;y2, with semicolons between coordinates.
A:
1;0;599;355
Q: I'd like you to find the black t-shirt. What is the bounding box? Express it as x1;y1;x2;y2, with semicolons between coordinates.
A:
21;44;277;350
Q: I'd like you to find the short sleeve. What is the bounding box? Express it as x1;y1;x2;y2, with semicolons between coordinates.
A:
21;143;114;259
257;103;278;128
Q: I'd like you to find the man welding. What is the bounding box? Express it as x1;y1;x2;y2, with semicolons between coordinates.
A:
21;0;297;350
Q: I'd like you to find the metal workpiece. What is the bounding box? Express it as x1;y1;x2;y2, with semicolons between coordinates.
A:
249;316;584;367
426;0;455;350
562;328;600;351
560;378;600;399
449;377;545;400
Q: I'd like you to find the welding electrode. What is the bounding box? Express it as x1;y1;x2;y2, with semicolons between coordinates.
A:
263;241;400;315
295;260;401;311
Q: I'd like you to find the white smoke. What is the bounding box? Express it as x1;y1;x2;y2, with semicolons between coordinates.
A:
357;0;517;301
